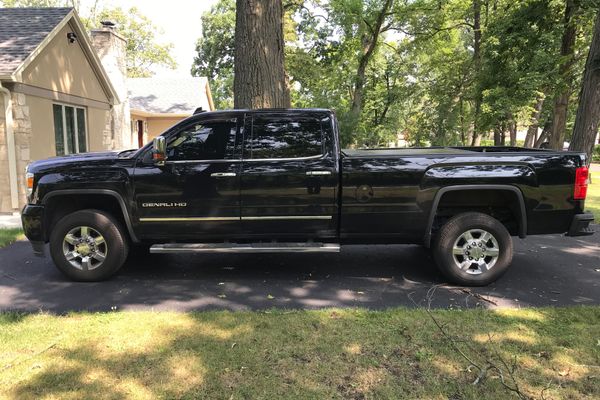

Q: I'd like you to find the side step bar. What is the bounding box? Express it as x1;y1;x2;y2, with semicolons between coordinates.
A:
150;242;341;254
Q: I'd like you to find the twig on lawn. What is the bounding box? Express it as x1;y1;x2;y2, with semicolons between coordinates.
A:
459;288;498;306
419;284;528;399
2;342;58;371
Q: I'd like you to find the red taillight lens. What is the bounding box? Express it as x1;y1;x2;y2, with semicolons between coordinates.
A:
574;166;589;200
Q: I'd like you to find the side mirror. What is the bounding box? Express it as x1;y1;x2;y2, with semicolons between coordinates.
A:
152;136;167;166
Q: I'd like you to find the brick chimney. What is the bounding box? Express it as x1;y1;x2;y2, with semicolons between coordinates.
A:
90;21;132;149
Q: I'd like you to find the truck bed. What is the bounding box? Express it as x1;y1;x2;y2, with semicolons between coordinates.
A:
342;146;549;158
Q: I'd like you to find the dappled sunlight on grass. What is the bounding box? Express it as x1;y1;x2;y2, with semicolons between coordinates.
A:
473;328;538;345
0;307;598;399
492;308;547;322
344;343;362;355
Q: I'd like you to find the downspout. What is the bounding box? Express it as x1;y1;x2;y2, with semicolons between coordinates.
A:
0;82;20;211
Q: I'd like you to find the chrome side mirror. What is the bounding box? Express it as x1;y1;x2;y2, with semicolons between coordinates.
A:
152;136;167;166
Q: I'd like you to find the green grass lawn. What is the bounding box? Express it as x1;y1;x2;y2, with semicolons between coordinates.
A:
1;307;598;399
0;228;23;248
586;167;600;221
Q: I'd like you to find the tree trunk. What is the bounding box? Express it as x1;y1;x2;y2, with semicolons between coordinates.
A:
349;0;394;124
524;96;545;148
493;124;502;146
470;0;483;146
535;118;553;147
569;9;600;163
509;119;517;146
234;0;290;109
549;0;577;150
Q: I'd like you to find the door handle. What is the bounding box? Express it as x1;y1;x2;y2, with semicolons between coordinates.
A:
306;171;332;176
211;172;237;177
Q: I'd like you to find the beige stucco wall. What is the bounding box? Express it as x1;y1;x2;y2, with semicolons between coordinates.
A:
21;22;109;104
129;114;185;146
147;117;184;139
27;95;111;160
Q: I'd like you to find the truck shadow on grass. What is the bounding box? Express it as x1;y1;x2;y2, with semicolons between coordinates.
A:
3;307;599;399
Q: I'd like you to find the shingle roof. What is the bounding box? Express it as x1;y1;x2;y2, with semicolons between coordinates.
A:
128;77;211;115
0;7;72;76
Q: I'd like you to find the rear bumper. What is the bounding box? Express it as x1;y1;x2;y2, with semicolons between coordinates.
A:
566;213;595;237
21;205;46;256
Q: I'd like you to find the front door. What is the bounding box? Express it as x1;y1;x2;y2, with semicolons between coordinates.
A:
240;113;338;240
132;116;241;240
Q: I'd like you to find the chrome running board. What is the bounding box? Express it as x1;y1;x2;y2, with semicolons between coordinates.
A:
150;242;341;254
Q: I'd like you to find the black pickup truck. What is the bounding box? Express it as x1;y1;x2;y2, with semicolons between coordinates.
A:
21;108;594;285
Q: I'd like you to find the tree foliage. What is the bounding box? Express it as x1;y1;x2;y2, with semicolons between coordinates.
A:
193;0;597;148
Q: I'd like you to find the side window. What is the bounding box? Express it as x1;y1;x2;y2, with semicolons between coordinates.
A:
244;116;323;159
53;103;87;156
167;119;237;161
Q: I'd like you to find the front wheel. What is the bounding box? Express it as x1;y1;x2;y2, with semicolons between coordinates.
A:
432;212;513;286
49;210;129;281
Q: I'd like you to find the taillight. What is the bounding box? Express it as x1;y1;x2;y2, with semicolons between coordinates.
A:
574;166;589;200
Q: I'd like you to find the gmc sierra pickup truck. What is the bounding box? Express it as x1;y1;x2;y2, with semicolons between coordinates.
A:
22;109;594;285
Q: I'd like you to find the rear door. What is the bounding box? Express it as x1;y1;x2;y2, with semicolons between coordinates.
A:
133;116;241;240
239;112;339;240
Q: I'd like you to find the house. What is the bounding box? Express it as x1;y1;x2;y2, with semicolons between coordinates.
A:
128;77;214;147
0;7;214;214
0;7;125;214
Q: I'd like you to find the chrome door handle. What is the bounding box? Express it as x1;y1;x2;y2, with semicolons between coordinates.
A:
306;171;332;176
211;172;237;177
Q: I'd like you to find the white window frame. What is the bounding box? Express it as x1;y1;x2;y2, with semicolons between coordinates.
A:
53;102;88;155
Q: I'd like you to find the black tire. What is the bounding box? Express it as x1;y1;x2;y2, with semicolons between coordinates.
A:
49;209;129;281
432;212;513;286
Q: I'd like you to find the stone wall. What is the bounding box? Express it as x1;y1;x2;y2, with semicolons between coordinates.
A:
90;27;132;150
12;92;31;210
0;95;10;212
0;92;31;213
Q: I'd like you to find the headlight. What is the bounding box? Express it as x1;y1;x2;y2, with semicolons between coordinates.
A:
26;171;34;196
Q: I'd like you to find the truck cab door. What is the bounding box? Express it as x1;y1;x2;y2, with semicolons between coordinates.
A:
132;116;242;240
240;112;339;240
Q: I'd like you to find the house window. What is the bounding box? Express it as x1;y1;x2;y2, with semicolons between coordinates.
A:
53;104;87;155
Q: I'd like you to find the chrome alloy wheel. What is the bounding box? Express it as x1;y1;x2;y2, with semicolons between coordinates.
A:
62;226;107;271
452;229;500;275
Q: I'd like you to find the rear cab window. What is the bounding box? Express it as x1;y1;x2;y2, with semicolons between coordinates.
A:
243;115;324;160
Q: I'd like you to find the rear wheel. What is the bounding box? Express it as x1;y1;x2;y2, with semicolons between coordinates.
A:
433;212;513;286
49;210;129;281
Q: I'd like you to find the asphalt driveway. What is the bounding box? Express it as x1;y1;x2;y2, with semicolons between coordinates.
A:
1;228;598;312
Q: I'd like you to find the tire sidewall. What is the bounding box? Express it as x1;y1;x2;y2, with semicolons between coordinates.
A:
49;210;128;281
433;212;513;286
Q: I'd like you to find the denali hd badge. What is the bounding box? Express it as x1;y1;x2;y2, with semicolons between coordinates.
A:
142;202;187;208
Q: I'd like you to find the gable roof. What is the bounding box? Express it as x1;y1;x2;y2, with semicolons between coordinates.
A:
0;7;119;104
0;7;72;75
128;77;214;116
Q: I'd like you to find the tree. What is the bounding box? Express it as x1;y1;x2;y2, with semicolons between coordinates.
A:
569;8;600;162
233;0;290;108
191;0;236;109
346;0;394;125
548;0;579;150
90;7;176;77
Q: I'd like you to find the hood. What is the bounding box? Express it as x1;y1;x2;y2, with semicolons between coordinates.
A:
27;151;123;174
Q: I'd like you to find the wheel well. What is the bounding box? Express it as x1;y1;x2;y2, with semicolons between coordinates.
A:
43;194;129;242
430;189;524;239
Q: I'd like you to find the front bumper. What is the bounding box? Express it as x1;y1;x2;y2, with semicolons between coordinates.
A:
21;205;45;256
566;213;595;237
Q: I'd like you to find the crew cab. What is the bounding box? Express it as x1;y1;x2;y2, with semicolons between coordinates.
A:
21;108;594;285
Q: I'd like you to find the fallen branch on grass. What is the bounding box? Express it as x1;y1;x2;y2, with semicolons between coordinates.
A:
415;285;528;399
